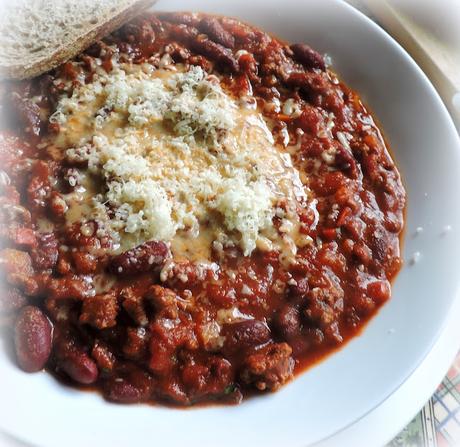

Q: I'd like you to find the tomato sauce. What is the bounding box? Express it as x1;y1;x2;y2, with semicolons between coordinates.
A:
0;12;405;406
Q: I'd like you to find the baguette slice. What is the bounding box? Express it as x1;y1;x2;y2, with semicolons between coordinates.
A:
0;0;157;80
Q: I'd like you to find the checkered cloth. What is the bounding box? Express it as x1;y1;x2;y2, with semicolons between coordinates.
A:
388;354;460;447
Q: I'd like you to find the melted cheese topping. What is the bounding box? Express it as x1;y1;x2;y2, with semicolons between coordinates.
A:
51;63;308;261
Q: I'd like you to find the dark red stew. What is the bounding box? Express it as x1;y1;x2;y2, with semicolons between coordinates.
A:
0;12;405;405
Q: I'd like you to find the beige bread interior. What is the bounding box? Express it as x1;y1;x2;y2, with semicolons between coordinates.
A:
0;0;156;80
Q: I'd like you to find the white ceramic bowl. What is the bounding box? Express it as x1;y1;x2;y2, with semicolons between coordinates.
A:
2;1;460;446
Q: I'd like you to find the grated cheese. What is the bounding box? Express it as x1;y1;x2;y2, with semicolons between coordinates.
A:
51;62;309;260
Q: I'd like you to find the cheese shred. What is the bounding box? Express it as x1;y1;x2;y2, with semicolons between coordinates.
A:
52;62;308;259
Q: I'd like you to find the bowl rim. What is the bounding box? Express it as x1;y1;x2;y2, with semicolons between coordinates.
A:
1;1;460;446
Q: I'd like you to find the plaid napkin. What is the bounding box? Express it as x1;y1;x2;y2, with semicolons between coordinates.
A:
388;353;460;446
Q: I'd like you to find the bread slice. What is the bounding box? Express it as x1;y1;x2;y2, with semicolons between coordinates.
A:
0;0;157;80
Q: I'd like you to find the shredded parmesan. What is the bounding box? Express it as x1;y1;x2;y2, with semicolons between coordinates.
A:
51;62;309;260
51;65;236;147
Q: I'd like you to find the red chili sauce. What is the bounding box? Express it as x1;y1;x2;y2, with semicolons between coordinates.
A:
0;12;405;406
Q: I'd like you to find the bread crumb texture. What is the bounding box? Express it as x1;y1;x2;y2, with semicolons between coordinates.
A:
0;0;141;69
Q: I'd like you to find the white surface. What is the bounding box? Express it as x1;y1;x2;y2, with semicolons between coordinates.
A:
1;1;460;446
313;281;460;447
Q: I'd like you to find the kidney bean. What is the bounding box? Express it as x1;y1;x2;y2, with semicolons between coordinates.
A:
54;334;98;384
14;306;53;372
104;368;154;403
290;43;326;71
169;23;199;42
108;241;169;276
352;242;372;266
191;36;239;73
288;277;309;301
286;71;330;103
274;304;301;339
222;320;271;353
220;17;256;44
335;144;358;178
198;17;235;48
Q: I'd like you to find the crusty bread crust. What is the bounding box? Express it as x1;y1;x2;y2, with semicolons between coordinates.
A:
1;0;156;80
